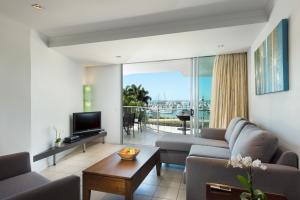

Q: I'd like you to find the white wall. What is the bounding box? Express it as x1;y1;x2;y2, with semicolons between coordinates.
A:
85;65;122;144
0;15;85;171
249;0;300;157
30;31;83;171
0;14;31;155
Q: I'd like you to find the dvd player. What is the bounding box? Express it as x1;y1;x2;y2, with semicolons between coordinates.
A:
63;135;80;143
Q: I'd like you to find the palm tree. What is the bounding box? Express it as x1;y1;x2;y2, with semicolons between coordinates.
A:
123;84;152;106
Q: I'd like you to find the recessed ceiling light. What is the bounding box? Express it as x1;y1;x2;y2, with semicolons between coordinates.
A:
116;56;122;58
31;4;44;10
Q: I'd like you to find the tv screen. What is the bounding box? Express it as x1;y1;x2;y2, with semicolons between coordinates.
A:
73;112;101;135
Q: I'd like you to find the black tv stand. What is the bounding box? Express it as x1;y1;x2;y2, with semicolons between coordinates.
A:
76;131;100;138
33;131;107;165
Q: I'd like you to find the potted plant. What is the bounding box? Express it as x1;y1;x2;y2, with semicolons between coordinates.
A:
53;126;62;147
227;154;267;200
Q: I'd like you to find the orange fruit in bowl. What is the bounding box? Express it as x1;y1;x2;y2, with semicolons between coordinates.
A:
118;147;140;160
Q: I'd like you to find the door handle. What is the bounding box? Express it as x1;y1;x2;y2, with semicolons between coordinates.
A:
190;109;194;117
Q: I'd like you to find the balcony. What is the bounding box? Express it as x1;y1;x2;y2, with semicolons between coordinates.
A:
122;106;210;145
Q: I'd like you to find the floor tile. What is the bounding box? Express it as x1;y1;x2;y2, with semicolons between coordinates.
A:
135;183;157;196
179;183;186;190
134;194;152;200
142;174;161;186
159;179;181;189
160;168;184;179
153;186;179;200
177;189;186;200
90;191;107;200
159;175;182;184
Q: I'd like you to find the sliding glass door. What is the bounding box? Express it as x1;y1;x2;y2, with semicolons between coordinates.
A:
121;56;214;145
190;56;215;136
122;59;192;145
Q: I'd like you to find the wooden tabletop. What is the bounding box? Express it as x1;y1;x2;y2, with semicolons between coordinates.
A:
83;145;160;180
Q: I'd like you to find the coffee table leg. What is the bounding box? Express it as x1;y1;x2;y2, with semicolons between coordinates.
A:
83;174;91;200
125;192;133;200
156;161;161;176
125;181;133;200
83;187;91;200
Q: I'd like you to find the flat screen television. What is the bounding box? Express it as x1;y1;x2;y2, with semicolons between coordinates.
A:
72;111;101;136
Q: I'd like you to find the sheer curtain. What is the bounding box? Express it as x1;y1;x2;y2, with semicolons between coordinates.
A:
209;53;248;128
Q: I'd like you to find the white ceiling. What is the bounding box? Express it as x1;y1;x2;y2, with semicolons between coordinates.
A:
53;23;265;66
0;0;271;66
0;0;270;37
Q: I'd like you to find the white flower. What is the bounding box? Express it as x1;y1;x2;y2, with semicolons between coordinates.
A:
231;160;242;168
251;159;267;170
252;159;262;167
260;164;267;170
236;154;243;162
242;156;253;167
227;155;267;171
229;154;244;168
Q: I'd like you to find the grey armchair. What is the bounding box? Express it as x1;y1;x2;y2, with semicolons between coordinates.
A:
0;152;80;200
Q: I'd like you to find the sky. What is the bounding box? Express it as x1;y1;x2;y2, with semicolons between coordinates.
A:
123;72;212;101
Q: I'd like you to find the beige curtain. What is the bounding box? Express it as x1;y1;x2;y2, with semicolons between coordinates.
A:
209;53;248;128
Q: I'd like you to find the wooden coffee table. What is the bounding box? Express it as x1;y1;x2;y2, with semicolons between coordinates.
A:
82;146;160;200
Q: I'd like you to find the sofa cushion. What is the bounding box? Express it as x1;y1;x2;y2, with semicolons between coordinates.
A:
231;124;278;163
155;134;229;152
270;147;299;168
228;120;249;151
0;172;50;199
189;145;230;159
276;151;299;168
224;117;243;143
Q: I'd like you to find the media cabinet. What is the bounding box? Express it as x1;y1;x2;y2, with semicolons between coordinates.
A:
33;131;107;165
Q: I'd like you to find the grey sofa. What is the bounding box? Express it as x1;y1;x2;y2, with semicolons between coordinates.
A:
0;152;80;200
155;117;300;200
155;117;247;165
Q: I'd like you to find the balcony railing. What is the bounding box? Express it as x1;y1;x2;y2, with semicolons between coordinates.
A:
123;106;210;134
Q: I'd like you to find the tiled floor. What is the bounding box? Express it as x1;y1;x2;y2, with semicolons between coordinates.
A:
40;142;186;200
123;127;166;146
123;126;190;146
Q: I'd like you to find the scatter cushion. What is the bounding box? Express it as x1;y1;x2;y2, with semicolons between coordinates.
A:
228;120;249;151
231;124;278;163
224;117;243;143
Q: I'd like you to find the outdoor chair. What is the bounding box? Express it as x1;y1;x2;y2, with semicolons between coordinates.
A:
123;112;135;136
134;110;145;132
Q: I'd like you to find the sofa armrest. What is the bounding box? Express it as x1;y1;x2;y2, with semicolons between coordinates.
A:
0;152;31;181
8;175;80;200
186;156;300;200
276;151;299;168
200;128;226;140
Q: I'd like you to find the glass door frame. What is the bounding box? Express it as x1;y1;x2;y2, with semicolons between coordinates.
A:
190;56;215;136
190;58;200;136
